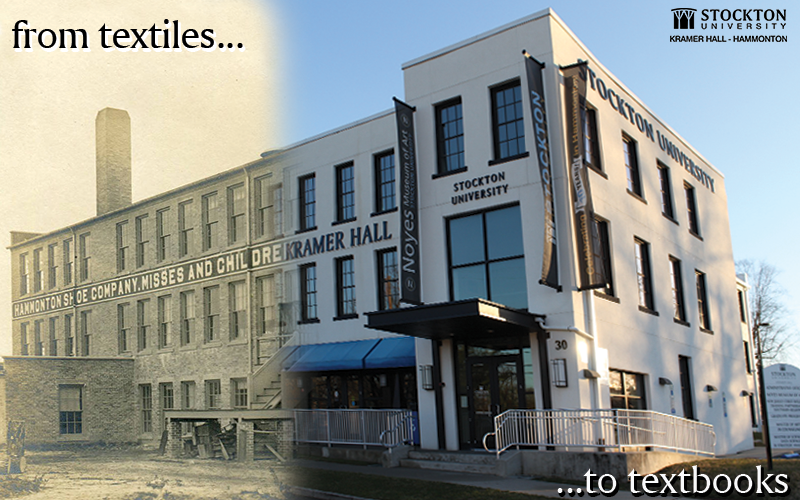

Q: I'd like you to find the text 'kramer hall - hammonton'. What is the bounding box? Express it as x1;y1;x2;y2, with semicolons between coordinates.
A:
4;8;759;470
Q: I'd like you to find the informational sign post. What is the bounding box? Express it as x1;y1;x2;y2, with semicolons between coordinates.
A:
764;363;800;449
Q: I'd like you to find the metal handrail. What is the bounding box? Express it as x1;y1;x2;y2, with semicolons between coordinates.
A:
294;408;413;449
484;409;716;457
379;412;414;448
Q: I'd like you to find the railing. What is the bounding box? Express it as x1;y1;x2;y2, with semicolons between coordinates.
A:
294;409;414;449
483;409;716;457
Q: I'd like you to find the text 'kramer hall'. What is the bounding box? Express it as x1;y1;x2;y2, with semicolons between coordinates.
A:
6;9;757;459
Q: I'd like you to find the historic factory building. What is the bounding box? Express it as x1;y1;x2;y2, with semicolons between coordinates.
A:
7;9;754;456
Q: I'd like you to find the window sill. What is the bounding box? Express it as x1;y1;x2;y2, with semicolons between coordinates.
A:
674;319;691;327
295;227;317;235
227;339;247;346
488;151;529;166
432;166;468;179
593;291;619;303
298;318;320;325
627;190;647;204
690;231;704;241
638;306;659;316
371;207;398;217
178;344;196;351
332;217;357;227
663;213;679;225
333;314;359;322
202;341;223;349
700;327;714;335
588;164;607;179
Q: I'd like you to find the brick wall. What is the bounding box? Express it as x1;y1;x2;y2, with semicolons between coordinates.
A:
3;356;135;446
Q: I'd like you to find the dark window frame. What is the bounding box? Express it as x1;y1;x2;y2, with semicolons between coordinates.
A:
298;174;316;232
203;285;220;343
227;183;246;245
140;384;153;433
609;369;647;410
623;134;643;198
156;208;170;262
435;97;465;174
299;263;318;322
669;256;687;323
374;150;396;214
47;243;58;289
135;215;148;268
59;385;83;435
178;199;193;257
696;270;711;331
201;192;219;251
335;162;356;223
335;256;357;319
634;238;655;312
658;162;675;220
595;217;614;297
685;183;700;236
377;248;400;311
584;105;602;173
157;294;171;348
490;80;526;162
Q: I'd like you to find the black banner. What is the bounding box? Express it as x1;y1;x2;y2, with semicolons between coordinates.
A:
394;98;422;305
562;63;606;290
524;52;559;290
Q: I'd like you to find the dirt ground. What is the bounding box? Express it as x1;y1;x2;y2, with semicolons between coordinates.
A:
0;446;294;500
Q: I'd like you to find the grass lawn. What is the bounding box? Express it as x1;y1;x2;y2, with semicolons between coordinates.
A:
289;467;544;500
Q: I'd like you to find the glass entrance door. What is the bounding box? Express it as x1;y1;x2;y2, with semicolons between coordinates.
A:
466;355;524;448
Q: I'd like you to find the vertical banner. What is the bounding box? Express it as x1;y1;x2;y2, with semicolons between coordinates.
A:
523;51;559;290
394;98;422;305
561;63;606;290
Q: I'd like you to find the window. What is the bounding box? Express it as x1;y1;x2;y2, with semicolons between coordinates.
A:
743;341;753;374
156;208;170;262
623;134;642;197
227;184;246;244
116;221;129;272
203;286;219;342
118;303;130;352
205;379;221;409
336;256;356;318
584;106;601;172
20;323;29;355
634;238;654;311
435;98;465;173
137;299;150;351
678;355;695;420
609;370;646;409
33;248;42;292
181;381;195;409
19;253;29;295
685;183;700;236
377;249;399;310
160;382;174;411
696;270;711;331
658;163;675;219
158;295;171;348
256;275;276;337
140;384;153;433
34;320;43;356
78;233;89;282
202;192;218;251
178;200;193;257
374;151;396;212
80;310;91;356
48;243;58;289
447;205;527;309
738;290;747;323
135;215;148;268
180;290;195;346
232;378;248;408
255;174;279;239
65;314;74;356
49;317;58;356
299;174;316;231
229;281;246;340
595;218;614;297
59;385;82;434
63;238;73;285
336;163;355;223
669;257;687;323
491;81;525;161
300;263;318;322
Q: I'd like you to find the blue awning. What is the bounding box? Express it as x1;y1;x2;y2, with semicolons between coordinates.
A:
364;336;416;369
285;337;416;372
288;339;379;372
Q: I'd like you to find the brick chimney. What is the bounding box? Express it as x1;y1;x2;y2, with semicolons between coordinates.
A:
96;108;132;216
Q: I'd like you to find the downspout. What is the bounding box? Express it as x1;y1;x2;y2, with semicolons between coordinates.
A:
243;166;254;407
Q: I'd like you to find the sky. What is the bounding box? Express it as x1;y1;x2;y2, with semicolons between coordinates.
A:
1;1;798;365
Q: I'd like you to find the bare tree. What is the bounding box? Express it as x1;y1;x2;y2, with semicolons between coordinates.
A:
736;259;797;362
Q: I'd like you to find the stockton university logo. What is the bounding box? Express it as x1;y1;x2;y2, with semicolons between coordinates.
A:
672;8;697;29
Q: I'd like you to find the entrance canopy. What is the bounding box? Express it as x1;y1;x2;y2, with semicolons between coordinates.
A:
365;298;544;340
284;337;416;372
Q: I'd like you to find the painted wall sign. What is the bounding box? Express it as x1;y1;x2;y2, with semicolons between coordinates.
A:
579;65;716;192
12;220;392;319
451;171;509;205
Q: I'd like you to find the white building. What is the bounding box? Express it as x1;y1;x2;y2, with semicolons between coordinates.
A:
280;8;754;456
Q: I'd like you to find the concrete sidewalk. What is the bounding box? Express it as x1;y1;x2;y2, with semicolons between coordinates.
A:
291;458;639;499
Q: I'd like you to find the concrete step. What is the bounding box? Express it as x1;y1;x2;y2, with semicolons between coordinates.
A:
399;458;498;475
407;450;498;465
